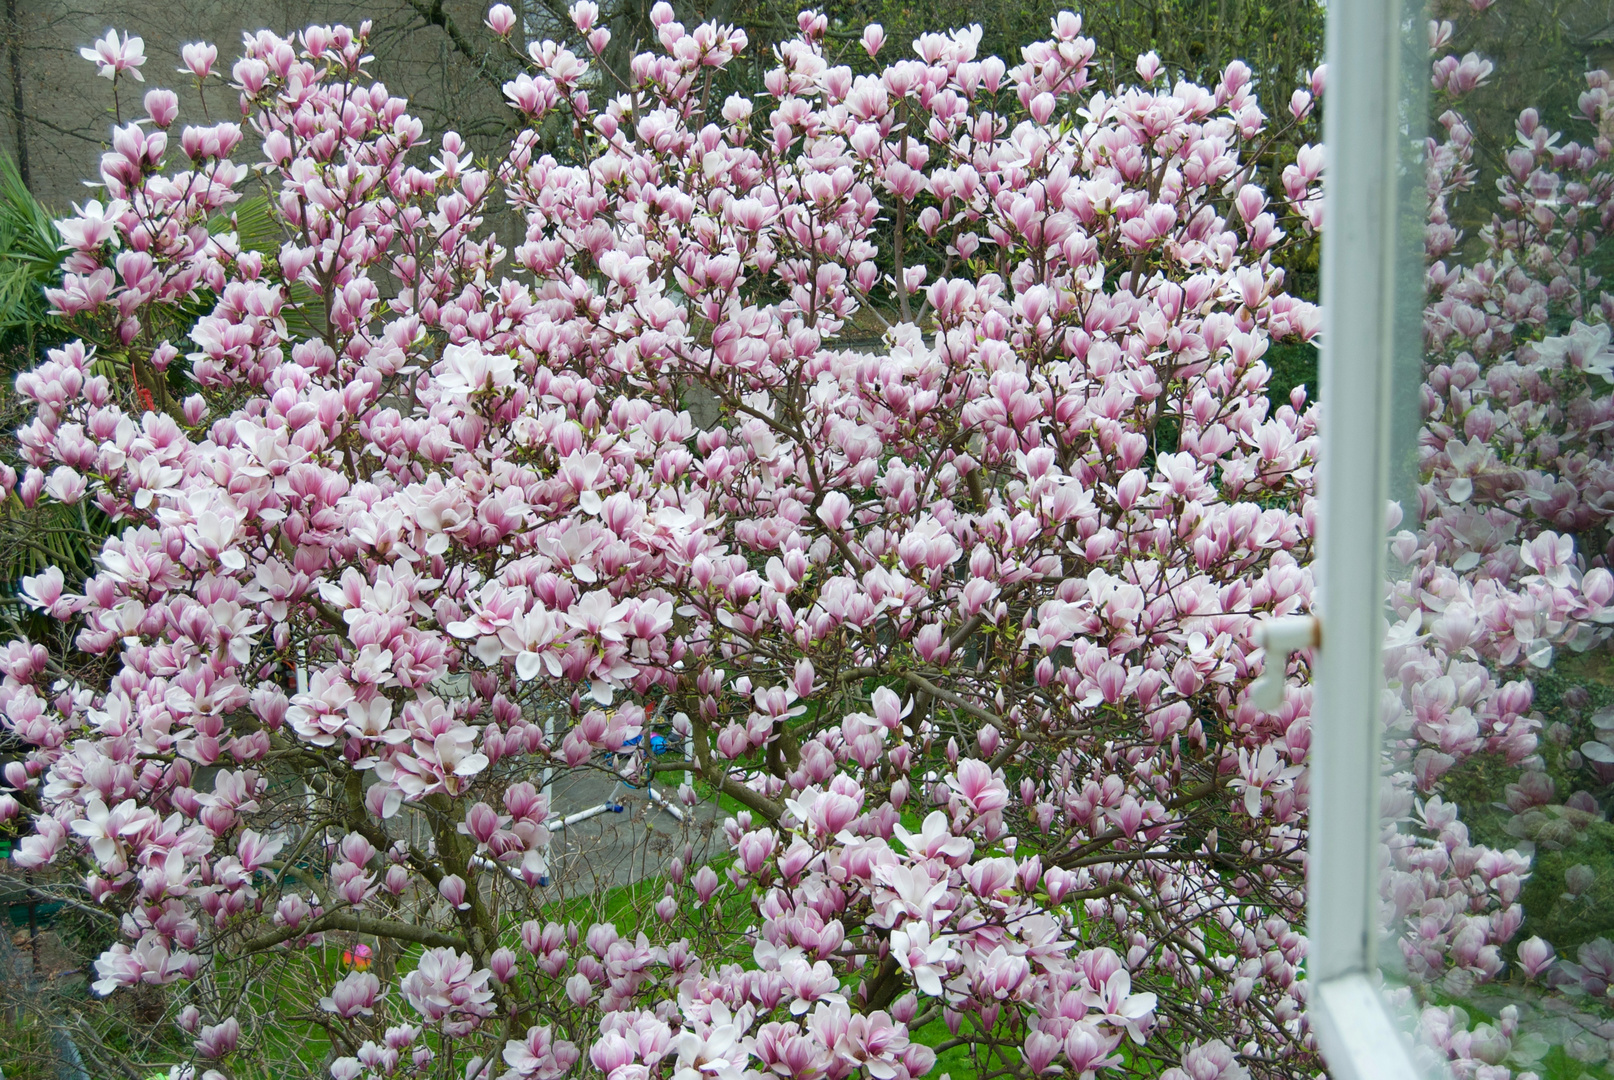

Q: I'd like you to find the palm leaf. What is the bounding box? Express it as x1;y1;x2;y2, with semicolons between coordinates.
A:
206;195;328;339
211;193;281;254
0;152;65;350
0;153;59;262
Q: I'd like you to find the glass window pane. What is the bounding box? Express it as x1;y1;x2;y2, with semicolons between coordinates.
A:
1376;1;1614;1075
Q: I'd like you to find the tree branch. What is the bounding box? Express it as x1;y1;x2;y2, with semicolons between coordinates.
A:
403;0;515;97
904;670;1003;727
691;701;784;824
236;911;467;956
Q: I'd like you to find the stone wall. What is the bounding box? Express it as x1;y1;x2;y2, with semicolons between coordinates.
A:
2;0;522;207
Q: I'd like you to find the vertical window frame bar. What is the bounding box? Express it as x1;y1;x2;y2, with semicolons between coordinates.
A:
1309;0;1429;1075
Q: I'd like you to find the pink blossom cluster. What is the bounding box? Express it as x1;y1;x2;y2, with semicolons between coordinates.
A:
0;6;1328;1078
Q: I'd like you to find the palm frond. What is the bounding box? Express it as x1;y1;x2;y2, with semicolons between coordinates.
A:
0;152;59;262
206;195;328;339
210;194;280;253
0;502;104;587
0;152;65;350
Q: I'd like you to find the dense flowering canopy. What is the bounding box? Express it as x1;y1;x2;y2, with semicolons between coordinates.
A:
0;5;1339;1079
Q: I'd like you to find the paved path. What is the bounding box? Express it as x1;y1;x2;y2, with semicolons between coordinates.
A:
538;761;725;902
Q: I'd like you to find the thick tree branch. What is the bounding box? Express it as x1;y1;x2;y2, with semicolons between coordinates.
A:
691;700;785;824
403;0;515;97
904;670;1003;727
237;910;467;955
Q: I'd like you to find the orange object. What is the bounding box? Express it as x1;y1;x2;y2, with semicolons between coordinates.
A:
341;943;372;970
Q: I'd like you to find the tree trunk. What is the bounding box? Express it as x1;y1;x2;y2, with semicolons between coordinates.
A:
5;0;28;188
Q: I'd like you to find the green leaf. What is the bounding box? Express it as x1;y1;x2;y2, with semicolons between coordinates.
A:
209;193;280;253
0;151;66;350
207;195;327;339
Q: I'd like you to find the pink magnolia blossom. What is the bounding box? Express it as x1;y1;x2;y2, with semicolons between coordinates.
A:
486;4;517;36
81;30;146;81
179;41;217;78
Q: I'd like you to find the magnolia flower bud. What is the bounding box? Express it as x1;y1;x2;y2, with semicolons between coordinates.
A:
486;4;517;36
692;865;720;904
143;88;178;128
1516;936;1554;979
439;874;470;910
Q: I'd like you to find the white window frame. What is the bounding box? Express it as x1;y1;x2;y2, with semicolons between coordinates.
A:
1308;0;1431;1076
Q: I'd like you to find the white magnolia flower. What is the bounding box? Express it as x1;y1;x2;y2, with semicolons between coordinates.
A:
1535;320;1614;381
889;920;955;996
433;342;518;397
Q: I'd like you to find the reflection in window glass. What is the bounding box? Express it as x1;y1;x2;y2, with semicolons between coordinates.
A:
1378;1;1614;1076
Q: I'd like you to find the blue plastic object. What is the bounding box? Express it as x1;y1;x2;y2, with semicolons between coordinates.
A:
620;732;671;755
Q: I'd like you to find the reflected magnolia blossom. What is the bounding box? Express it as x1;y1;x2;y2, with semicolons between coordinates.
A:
1370;2;1614;1075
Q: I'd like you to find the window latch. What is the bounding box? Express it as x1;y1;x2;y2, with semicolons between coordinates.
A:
1251;615;1320;712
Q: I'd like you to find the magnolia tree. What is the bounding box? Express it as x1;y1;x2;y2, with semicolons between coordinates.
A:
0;6;1329;1079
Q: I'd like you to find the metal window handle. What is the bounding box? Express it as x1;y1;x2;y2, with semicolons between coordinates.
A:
1251;615;1321;712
